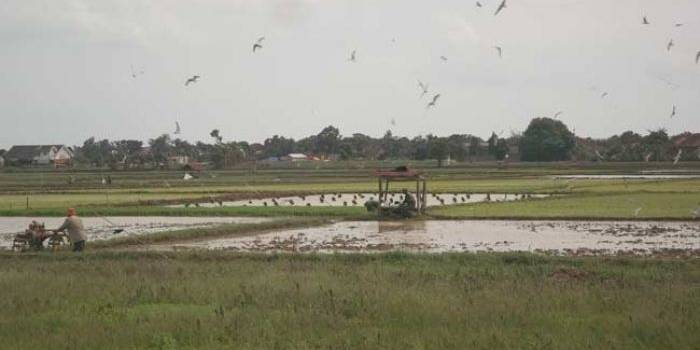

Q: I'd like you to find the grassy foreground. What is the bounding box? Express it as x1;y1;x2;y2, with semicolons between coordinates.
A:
0;252;698;349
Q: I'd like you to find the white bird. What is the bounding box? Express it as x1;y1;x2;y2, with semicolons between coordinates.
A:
644;153;652;162
494;46;503;58
670;105;676;118
184;75;200;86
253;36;264;52
130;65;144;79
634;207;642;217
183;173;193;180
174;122;181;135
494;0;506;16
595;150;605;161
667;39;674;52
349;50;357;62
427;94;441;108
692;207;700;219
673;149;682;165
417;81;429;97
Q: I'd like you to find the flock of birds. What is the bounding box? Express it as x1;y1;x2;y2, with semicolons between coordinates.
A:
182;191;534;208
124;2;700;166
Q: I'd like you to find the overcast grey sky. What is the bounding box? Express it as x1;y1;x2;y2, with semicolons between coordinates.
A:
0;0;698;149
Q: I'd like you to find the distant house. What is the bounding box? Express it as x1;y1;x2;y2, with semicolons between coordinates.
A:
674;133;700;160
4;145;74;167
168;155;190;166
282;153;311;162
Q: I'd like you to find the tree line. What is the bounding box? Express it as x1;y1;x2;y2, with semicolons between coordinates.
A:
62;118;696;169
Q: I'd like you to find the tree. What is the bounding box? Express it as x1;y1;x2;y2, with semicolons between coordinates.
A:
642;129;671;161
316;125;341;158
112;139;143;169
427;136;449;167
263;135;296;158
494;138;509;160
210;129;223;144
149;134;172;165
468;136;481;158
519;117;575;161
487;132;499;156
77;137;113;167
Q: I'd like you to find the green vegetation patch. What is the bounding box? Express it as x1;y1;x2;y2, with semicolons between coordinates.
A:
0;252;698;349
429;192;700;220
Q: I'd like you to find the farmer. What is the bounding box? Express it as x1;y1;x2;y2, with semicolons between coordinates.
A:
396;189;417;217
53;208;87;252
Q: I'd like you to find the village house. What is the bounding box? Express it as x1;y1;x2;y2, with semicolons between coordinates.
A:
673;133;700;160
282;153;311;162
3;145;74;167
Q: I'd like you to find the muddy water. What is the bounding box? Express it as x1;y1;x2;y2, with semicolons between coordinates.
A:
0;216;271;249
166;193;549;208
167;220;700;256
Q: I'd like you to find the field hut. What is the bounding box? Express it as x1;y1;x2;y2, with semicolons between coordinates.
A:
374;167;427;214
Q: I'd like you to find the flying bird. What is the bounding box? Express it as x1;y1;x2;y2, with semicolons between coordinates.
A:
642;16;649;25
184;75;200;86
440;56;448;61
349;50;357;62
252;36;264;52
476;1;482;7
494;46;503;58
673;149;682;165
553;111;563;119
390;118;396;126
130;65;144;79
427;94;441;108
494;0;506;16
670;105;676;118
600;92;608;98
695;51;700;64
174;122;181;135
595;150;606;161
675;23;683;27
667;39;674;52
417;80;429;97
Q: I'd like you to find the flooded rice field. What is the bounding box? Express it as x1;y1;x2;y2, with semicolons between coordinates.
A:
164;220;700;256
552;174;700;179
0;216;271;249
167;192;549;208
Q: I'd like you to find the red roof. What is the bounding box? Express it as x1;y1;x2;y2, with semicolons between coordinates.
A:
674;134;700;148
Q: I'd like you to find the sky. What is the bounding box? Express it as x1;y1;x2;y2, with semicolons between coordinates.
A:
0;0;698;149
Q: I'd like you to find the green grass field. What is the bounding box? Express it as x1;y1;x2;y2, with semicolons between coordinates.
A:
0;252;698;349
429;193;700;220
0;176;697;219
